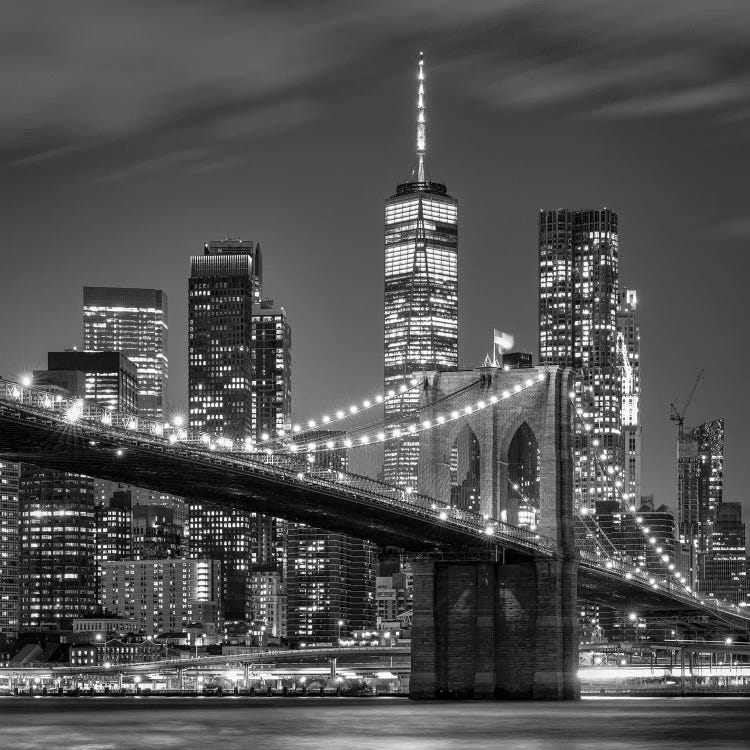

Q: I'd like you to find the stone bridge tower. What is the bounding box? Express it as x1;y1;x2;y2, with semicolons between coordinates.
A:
411;365;579;699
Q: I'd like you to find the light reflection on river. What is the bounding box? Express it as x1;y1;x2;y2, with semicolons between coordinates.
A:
1;696;748;750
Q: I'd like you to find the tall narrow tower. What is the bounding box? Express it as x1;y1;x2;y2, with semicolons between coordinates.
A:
538;208;622;509
383;53;458;488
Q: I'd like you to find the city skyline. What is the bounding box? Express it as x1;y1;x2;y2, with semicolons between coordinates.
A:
2;2;749;523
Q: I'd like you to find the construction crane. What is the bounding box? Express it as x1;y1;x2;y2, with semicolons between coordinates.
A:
669;369;704;438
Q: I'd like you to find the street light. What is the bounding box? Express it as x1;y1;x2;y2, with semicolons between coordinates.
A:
338;620;344;642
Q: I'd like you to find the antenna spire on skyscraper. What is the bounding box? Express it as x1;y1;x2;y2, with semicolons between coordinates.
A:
415;51;427;183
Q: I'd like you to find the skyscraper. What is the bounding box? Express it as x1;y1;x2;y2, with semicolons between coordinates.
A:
538;208;622;509
286;434;376;644
44;350;138;414
701;502;748;604
189;238;261;441
0;460;20;639
188;238;266;622
617;290;641;502
678;418;724;554
83;287;168;420
384;53;458;488
251;299;291;441
20;358;138;630
19;468;97;630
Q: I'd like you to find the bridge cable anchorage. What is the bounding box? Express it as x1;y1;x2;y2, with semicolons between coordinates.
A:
0;376;556;557
566;388;743;619
281;372;549;455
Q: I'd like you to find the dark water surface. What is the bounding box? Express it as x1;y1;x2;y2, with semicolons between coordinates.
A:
1;696;749;750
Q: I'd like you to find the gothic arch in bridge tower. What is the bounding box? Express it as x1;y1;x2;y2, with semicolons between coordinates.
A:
506;421;540;529
448;423;481;514
417;367;573;545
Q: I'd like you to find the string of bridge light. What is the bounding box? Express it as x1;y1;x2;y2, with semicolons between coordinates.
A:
276;376;422;440
278;372;550;456
567;388;697;599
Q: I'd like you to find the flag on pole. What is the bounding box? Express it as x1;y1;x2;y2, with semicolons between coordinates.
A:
494;330;514;353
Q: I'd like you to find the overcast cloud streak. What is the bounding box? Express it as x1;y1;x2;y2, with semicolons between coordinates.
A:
4;0;750;173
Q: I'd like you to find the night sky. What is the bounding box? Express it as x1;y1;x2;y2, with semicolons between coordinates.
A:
2;1;748;521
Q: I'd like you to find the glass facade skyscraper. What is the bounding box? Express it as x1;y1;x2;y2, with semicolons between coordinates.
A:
83;287;168;420
678;417;724;554
189;238;261;441
188;238;269;622
251;299;291;441
0;460;20;639
617;289;641;502
538;208;623;509
383;53;458;488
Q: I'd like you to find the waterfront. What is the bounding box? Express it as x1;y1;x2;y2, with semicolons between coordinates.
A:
1;697;749;749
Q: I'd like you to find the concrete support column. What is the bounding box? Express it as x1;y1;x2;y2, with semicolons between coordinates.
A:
410;559;437;698
410;556;579;700
473;563;497;698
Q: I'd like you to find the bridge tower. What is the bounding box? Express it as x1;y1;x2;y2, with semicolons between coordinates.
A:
411;366;579;699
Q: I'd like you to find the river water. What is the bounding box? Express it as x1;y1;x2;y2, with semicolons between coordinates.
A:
1;696;748;749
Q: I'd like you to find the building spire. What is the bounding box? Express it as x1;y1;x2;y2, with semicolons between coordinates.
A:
415;51;427;183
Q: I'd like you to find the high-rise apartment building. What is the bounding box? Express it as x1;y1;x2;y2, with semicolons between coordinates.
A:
0;460;20;639
384;53;458;488
538;208;623;509
251;299;291;440
100;559;221;636
189;238;261;441
678;418;724;554
617;290;641;501
83;287;168;420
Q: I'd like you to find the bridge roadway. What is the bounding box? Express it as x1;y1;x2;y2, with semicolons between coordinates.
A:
0;378;748;627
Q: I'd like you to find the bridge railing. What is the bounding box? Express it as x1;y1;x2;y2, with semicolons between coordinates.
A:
0;378;551;554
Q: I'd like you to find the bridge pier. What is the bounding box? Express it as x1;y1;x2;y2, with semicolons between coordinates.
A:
410;555;579;700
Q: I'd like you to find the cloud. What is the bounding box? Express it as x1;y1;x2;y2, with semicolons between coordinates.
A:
3;0;750;171
93;147;210;184
715;216;750;238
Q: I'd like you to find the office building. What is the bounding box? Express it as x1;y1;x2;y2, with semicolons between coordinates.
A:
19;468;97;629
286;529;377;645
538;208;622;509
285;434;376;643
249;567;285;639
700;502;748;605
100;559;221;637
0;461;20;639
45;350;138;414
384;53;458;488
95;490;133;567
188;238;286;625
617;290;641;501
83;287;168;420
251;299;291;441
82;286;183;525
21;357;136;629
678;418;724;554
131;504;182;560
189;237;261;441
